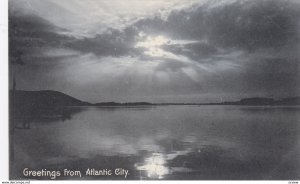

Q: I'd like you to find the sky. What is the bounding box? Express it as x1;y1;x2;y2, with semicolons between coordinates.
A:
9;0;300;103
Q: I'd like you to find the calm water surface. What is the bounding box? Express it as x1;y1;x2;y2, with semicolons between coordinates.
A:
11;105;300;180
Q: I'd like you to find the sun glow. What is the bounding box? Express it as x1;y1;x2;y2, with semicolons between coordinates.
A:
135;35;172;57
135;35;196;61
136;35;169;48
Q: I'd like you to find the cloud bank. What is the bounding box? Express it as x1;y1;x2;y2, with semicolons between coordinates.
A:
9;0;300;102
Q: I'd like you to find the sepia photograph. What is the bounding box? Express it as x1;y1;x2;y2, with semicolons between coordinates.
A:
7;0;300;181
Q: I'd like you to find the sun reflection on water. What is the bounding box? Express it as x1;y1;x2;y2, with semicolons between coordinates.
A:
136;153;170;179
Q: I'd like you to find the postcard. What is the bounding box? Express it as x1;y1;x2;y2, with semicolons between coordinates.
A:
8;0;300;180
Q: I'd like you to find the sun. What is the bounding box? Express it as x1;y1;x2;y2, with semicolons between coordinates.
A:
136;35;169;48
135;35;172;57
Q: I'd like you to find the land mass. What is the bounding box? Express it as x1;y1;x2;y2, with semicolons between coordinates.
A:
10;90;300;113
94;97;300;106
10;90;90;118
9;90;300;118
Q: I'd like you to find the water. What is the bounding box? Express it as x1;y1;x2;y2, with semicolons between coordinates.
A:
11;105;300;180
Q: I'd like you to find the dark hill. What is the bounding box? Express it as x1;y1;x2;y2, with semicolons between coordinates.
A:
10;90;90;107
239;98;275;105
10;90;90;117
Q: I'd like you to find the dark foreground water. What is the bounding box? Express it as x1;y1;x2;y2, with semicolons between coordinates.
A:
11;105;300;180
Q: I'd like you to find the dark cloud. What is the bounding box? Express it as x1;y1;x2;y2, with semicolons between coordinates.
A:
16;0;299;59
10;0;300;58
65;27;140;57
240;53;300;94
155;58;190;72
205;0;300;50
162;42;219;61
9;13;75;64
135;0;300;51
132;0;300;97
